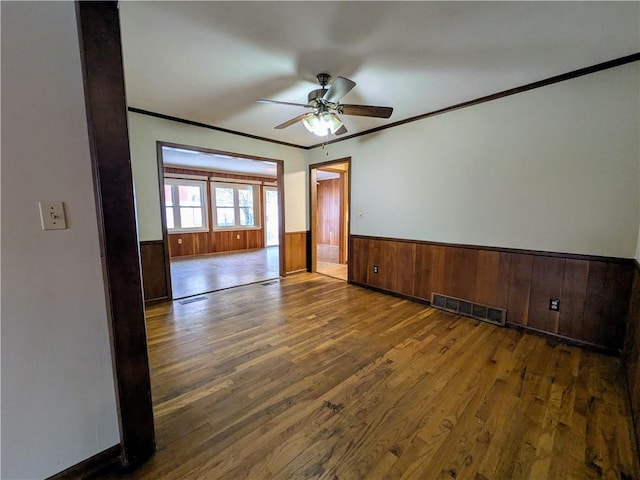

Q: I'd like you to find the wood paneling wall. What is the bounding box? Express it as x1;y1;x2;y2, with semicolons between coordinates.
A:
317;178;340;246
350;235;634;351
140;240;170;304
624;264;640;451
164;167;274;258
285;231;308;274
168;230;263;257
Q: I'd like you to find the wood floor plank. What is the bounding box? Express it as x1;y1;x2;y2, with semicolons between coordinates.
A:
91;273;640;480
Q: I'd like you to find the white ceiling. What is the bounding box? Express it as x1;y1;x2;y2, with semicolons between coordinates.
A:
162;146;277;177
119;2;639;149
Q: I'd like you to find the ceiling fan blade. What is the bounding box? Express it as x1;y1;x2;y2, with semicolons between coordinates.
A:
335;124;348;135
258;99;311;108
274;113;309;129
322;76;356;104
340;104;393;118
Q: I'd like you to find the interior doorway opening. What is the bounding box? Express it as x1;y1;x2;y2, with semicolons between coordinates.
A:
157;143;285;299
309;158;350;281
264;186;279;247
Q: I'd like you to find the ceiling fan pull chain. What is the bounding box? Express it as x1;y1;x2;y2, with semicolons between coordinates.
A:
320;134;329;156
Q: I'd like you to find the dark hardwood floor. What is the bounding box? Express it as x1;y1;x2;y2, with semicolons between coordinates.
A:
93;274;639;479
170;247;280;298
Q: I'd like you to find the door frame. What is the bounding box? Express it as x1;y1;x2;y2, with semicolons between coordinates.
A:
77;1;155;467
156;141;286;298
308;157;351;278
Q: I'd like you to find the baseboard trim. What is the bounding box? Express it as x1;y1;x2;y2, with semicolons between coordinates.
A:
504;322;620;357
46;444;121;480
286;268;308;275
351;281;620;356
349;281;430;306
145;296;170;306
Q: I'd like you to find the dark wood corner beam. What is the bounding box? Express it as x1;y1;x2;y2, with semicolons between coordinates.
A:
76;0;155;468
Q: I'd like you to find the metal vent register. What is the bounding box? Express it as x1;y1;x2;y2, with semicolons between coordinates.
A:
431;293;506;326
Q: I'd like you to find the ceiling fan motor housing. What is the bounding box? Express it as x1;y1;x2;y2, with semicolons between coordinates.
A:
263;71;392;133
316;73;331;87
308;89;326;108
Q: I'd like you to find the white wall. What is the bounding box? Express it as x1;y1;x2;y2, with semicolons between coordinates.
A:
1;3;120;478
310;63;640;258
128;113;309;241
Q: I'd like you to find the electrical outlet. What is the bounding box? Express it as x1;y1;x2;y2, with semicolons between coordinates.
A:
549;298;560;311
237;234;241;239
373;265;379;274
177;238;182;244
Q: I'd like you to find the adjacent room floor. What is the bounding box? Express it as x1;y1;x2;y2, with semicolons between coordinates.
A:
317;243;347;281
170;247;280;298
94;274;639;480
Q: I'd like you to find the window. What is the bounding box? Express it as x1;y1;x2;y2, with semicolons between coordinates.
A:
211;182;260;230
164;179;208;232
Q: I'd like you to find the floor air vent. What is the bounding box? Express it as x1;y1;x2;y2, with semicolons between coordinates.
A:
431;293;506;326
178;296;208;305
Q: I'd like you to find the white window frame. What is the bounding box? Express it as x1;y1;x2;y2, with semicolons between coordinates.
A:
210;181;261;231
164;178;209;233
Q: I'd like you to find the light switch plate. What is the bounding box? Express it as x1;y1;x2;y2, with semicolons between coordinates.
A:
39;201;67;230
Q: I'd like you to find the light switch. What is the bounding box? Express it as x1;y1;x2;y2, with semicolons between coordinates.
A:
39;201;67;230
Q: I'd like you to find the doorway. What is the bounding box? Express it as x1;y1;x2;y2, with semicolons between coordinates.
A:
157;142;285;299
309;158;350;281
264;186;279;247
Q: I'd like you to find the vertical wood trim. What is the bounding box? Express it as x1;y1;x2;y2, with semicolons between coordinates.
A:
309;168;318;272
276;159;285;277
338;173;346;263
155;142;173;299
76;1;155;467
342;170;350;267
263;186;268;247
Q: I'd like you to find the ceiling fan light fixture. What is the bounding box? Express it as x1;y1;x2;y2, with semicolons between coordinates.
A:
302;112;343;137
261;73;391;136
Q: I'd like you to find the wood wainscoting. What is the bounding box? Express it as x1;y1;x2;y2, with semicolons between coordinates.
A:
350;235;634;352
140;240;171;304
624;262;640;453
317;178;341;246
168;229;264;257
285;231;308;274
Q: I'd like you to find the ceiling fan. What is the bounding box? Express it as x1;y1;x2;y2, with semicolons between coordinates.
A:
257;73;393;137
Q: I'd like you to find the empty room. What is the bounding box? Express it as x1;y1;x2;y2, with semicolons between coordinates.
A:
3;2;640;480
